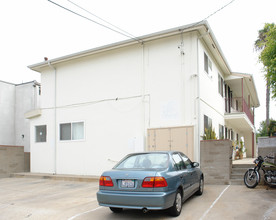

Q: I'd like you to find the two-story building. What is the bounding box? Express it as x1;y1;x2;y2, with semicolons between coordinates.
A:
0;80;40;172
27;21;259;176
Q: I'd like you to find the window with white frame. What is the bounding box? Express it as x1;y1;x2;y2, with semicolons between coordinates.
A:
218;73;224;96
35;125;47;143
219;124;224;139
204;52;212;75
60;122;84;141
204;115;212;133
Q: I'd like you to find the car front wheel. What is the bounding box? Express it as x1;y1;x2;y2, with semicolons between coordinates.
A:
196;176;204;195
169;189;182;216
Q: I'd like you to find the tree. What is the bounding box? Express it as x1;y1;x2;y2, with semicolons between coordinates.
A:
257;119;276;138
254;23;276;127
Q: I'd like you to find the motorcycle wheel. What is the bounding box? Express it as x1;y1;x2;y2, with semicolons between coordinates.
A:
244;169;259;188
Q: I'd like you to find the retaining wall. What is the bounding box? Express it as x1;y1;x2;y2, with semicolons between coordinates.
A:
200;140;232;184
0;145;25;177
258;137;276;164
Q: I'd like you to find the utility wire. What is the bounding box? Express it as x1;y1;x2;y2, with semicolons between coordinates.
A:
48;0;235;43
47;0;142;43
67;0;141;43
203;0;236;21
190;0;236;29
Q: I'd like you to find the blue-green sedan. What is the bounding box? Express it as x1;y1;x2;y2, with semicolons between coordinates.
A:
97;151;204;216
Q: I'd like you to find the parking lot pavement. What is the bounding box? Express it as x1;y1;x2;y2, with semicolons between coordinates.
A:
0;177;275;220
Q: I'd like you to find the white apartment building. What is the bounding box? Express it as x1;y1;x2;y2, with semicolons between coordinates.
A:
27;21;259;176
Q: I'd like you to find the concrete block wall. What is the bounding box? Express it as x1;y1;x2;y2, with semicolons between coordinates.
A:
258;137;276;164
0;145;25;177
200;140;232;185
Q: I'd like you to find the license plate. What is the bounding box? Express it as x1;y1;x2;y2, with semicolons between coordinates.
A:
121;179;135;188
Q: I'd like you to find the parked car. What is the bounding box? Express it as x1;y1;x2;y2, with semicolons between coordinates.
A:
97;151;204;216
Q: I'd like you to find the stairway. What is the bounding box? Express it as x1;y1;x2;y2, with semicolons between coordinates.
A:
230;164;255;185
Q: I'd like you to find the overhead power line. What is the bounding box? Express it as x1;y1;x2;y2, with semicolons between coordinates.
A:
47;0;142;43
67;0;141;42
47;0;236;43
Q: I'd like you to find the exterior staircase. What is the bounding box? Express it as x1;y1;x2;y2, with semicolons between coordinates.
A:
230;163;255;185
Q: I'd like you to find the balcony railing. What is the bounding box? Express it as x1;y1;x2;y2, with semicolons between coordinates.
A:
225;97;254;124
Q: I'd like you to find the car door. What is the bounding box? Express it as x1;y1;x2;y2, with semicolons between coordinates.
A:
171;153;193;200
180;153;199;192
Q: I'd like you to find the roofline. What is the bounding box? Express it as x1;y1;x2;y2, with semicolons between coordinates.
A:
0;80;40;86
28;20;232;74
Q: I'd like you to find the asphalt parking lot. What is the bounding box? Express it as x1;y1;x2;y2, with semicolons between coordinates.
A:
0;177;275;220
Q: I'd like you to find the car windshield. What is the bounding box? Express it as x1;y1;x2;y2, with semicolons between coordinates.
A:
114;153;169;170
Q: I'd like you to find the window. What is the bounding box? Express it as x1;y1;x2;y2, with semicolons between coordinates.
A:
172;153;185;170
204;115;212;133
180;153;192;169
204;52;212;74
218;73;224;96
219;124;224;139
60;122;84;141
35;125;47;142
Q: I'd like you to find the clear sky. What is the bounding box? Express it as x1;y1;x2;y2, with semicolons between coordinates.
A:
0;0;275;129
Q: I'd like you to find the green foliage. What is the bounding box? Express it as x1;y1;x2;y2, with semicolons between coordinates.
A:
255;23;276;99
203;127;217;140
257;119;276;138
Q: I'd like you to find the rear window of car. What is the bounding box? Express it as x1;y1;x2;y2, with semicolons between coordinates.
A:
114;153;169;170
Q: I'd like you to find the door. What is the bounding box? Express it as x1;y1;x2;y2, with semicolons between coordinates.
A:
147;126;194;161
171;127;194;160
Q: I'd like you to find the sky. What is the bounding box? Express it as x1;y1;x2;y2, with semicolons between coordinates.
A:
0;0;275;130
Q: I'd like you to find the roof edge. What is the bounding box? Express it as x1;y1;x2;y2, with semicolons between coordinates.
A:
28;21;209;72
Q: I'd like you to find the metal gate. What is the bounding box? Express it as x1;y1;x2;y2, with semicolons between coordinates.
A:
147;126;194;160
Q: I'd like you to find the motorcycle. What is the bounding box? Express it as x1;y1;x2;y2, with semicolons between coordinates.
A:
244;155;276;188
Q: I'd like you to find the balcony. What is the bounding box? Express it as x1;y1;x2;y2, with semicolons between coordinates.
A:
225;97;254;124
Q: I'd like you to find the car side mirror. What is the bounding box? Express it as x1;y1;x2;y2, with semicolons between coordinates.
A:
192;162;199;168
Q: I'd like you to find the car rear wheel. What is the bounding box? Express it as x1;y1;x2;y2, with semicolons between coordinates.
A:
169;189;182;216
109;207;123;213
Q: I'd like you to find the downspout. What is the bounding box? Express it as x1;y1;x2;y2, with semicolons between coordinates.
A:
196;34;201;163
141;42;146;151
242;78;244;112
47;61;57;174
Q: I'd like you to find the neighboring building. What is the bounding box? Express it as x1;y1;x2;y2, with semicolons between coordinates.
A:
27;21;260;176
0;80;40;171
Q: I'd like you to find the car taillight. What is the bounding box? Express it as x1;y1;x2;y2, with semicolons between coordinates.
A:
142;176;167;188
99;176;114;187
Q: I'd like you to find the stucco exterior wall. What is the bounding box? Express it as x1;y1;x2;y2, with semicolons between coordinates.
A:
31;32;204;175
0;81;15;145
15;82;40;152
0;81;39;153
29;26;255;176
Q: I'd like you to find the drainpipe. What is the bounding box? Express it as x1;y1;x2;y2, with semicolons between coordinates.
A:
141;43;146;151
196;34;201;163
47;61;57;174
242;78;244;112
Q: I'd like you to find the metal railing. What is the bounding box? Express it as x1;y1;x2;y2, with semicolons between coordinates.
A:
225;97;254;124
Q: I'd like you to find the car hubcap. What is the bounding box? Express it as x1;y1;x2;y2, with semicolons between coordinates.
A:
200;179;203;192
176;193;182;212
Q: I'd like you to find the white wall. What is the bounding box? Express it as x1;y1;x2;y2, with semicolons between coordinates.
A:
197;39;226;139
0;81;15;145
31;30;236;175
31;32;205;175
15;82;40;152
